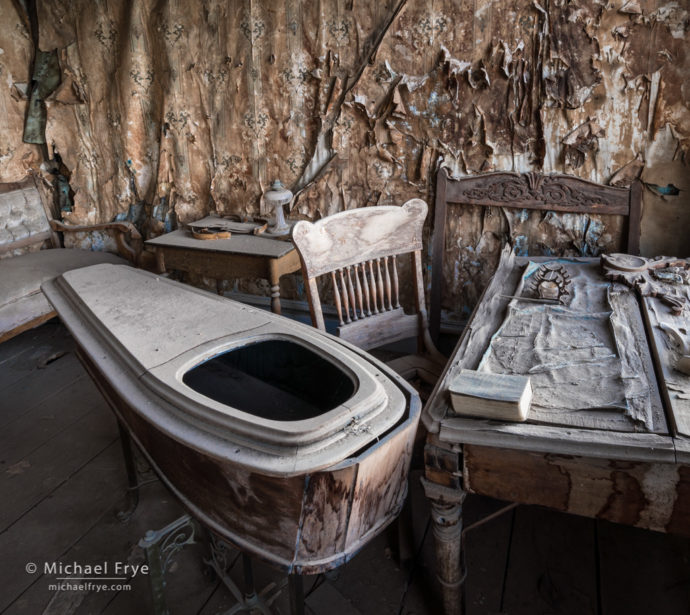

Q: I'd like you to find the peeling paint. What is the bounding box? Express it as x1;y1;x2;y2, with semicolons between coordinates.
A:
0;0;688;311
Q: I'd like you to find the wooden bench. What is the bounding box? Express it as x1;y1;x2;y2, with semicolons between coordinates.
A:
0;180;142;343
429;168;643;340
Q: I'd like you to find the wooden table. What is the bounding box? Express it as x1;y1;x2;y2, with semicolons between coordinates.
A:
421;248;690;615
146;230;302;314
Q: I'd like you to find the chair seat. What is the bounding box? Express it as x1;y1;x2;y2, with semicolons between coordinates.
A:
386;354;443;385
0;248;128;342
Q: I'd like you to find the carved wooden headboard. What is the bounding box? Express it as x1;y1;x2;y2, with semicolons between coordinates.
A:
429;168;642;339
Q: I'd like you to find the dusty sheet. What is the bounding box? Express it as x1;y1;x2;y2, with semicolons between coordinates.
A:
477;259;655;432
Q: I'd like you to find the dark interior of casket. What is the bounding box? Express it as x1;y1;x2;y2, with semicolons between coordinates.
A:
183;339;356;421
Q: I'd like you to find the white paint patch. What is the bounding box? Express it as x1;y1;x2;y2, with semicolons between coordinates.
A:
135;163;153;196
650;4;688;39
645;123;681;162
638;464;680;531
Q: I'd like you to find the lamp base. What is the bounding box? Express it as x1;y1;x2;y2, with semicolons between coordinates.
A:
268;223;291;236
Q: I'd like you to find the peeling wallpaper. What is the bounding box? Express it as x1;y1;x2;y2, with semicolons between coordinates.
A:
0;1;42;179
1;0;688;314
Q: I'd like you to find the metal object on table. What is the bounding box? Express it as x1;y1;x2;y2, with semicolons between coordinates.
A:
189;226;232;240
528;263;572;304
187;215;269;240
602;253;690;315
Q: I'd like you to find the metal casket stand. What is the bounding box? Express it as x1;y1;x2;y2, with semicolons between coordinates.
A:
42;264;421;614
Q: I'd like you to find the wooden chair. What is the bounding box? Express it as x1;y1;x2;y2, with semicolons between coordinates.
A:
292;199;445;384
293;199;447;564
429;168;643;340
0;180;143;343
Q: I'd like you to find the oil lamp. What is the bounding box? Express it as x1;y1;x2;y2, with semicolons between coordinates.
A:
264;179;293;236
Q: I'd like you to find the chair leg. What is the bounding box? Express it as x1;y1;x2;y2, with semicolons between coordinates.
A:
288;574;305;615
397;494;415;565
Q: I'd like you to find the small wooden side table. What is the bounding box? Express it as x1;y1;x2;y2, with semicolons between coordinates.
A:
145;230;302;315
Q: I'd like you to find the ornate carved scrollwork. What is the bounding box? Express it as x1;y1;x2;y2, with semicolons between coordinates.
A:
461;174;605;209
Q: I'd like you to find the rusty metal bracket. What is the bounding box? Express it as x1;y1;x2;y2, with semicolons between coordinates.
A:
139;514;199;615
205;534;288;615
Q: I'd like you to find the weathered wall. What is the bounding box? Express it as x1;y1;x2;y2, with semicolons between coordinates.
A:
1;0;688;313
0;1;42;180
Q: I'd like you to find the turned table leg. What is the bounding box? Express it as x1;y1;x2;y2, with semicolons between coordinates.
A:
268;261;282;315
421;478;467;615
155;248;166;274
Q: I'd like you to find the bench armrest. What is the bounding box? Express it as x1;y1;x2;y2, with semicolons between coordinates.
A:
49;220;143;265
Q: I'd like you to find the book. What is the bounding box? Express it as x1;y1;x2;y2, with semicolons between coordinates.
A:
448;369;532;422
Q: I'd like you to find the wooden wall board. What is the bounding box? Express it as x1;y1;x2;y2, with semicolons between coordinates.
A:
500;506;598;615
0;351;84;431
597;519;690;615
462;496;515;615
463;444;690;536
0;441;123;612
0;374;97;467
0;319;74;391
0;408;119;532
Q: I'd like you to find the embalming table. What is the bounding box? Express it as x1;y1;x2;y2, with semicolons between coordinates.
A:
421;248;690;615
146;228;302;314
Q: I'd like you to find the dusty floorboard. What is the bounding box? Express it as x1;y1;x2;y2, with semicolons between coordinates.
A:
0;321;688;615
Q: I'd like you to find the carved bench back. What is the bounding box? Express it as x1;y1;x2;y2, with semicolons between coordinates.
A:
0;180;57;257
429;168;642;339
292;200;430;351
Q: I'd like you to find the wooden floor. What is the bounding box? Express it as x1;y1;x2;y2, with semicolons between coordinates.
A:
1;321;689;615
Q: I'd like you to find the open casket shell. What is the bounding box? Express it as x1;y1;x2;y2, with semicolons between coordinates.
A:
43;265;421;573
